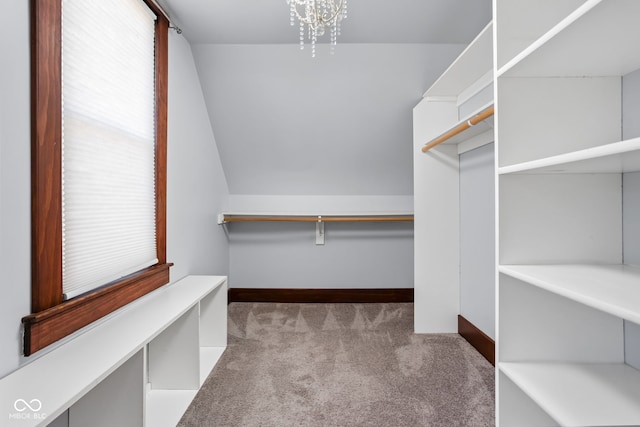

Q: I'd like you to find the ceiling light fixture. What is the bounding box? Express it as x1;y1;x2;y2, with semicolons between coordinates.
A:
288;0;347;58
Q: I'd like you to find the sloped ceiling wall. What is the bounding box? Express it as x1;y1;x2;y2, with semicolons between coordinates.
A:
191;43;465;196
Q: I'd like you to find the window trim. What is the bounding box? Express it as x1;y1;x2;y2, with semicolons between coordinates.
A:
24;0;171;356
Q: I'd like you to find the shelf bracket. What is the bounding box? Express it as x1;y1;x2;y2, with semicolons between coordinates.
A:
315;216;325;245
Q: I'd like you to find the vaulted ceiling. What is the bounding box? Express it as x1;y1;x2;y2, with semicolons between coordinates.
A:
159;0;492;196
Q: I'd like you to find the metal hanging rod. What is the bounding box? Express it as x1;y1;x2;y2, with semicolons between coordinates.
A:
218;214;414;224
218;213;414;245
421;104;494;153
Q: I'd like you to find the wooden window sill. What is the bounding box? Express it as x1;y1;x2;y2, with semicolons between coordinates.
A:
22;263;172;356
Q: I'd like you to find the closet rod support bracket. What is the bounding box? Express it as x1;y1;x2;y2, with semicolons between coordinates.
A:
316;217;325;245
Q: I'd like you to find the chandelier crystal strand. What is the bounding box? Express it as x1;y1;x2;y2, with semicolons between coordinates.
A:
330;18;337;55
290;2;295;26
311;26;317;58
338;0;346;36
287;0;347;57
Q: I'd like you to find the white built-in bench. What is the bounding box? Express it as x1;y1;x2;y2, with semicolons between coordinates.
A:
0;275;227;427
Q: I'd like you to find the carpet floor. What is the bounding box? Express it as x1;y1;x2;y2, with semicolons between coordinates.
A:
178;303;495;426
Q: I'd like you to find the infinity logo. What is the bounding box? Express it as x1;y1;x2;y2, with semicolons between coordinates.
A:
14;399;42;412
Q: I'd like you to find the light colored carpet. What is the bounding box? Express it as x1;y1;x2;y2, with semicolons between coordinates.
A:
178;303;495;426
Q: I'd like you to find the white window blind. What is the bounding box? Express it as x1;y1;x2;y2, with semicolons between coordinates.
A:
62;0;158;299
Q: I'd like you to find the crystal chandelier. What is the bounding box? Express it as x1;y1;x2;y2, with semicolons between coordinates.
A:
288;0;348;57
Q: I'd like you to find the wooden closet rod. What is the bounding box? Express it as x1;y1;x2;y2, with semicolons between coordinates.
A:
222;215;414;223
421;105;494;153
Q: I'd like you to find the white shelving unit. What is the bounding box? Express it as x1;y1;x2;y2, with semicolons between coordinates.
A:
0;275;227;427
413;22;494;336
496;0;640;425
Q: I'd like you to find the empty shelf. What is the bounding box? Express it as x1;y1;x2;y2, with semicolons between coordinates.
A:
498;137;640;174
500;362;640;426
499;264;640;324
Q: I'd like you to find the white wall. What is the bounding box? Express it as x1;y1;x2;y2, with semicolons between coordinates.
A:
226;194;412;289
201;44;464;291
0;0;32;380
167;32;230;282
229;220;413;289
227;195;413;214
0;10;229;379
191;43;464;197
459;143;495;339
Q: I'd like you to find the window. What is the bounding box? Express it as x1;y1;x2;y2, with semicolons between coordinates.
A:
24;0;171;356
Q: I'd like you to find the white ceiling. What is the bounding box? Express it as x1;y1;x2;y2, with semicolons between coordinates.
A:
159;0;492;198
160;0;492;45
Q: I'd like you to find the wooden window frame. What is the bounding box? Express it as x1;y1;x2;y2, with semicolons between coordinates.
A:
24;0;172;356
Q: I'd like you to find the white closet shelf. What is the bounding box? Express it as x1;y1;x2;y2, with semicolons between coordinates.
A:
498;0;640;78
500;362;640;426
423;21;493;98
0;275;227;427
499;264;640;325
498;137;640;174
